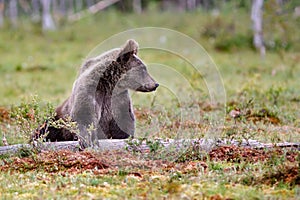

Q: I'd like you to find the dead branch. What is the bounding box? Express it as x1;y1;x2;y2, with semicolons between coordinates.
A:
68;0;121;22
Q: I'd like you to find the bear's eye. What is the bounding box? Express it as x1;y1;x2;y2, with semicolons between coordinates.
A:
131;60;141;67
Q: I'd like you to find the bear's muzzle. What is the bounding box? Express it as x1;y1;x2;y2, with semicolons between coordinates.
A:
137;83;159;92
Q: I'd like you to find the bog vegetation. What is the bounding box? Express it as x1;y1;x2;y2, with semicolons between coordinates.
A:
0;3;300;199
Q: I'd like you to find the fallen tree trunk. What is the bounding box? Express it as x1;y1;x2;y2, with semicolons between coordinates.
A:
0;139;299;156
68;0;121;21
0;141;80;156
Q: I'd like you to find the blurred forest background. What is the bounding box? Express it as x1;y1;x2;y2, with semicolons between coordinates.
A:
0;0;299;52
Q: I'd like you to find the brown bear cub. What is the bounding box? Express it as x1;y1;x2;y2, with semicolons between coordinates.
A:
32;39;159;146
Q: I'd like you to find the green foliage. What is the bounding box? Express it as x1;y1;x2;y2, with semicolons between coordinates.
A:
215;33;253;52
264;0;300;51
266;86;284;106
168;171;183;181
50;117;79;136
125;137;144;153
208;162;224;171
199;1;300;52
0;96;80;145
7;96;55;143
16;146;36;158
201;15;254;52
146;139;162;153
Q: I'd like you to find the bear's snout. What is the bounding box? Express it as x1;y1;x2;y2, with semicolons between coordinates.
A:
149;83;159;91
137;82;159;92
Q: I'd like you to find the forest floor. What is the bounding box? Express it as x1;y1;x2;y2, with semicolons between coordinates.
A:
1;146;299;199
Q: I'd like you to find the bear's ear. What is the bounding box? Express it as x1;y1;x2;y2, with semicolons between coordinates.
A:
117;39;139;63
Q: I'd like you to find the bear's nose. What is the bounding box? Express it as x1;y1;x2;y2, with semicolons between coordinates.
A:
154;83;159;89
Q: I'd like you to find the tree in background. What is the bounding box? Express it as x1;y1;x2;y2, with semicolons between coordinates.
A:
251;0;266;57
41;0;56;30
31;0;41;22
0;0;298;52
0;0;4;27
9;0;18;27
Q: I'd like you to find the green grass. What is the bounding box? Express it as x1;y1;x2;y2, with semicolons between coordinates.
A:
0;8;300;199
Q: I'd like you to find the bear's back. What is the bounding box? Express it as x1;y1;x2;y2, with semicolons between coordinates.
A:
79;48;121;74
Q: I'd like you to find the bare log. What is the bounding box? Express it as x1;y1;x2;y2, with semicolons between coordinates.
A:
0;141;80;155
68;0;121;22
0;139;299;156
0;144;31;155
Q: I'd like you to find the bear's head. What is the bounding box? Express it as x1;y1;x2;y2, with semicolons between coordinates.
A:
116;39;159;92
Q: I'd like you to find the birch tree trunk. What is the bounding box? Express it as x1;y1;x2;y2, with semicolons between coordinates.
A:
9;0;18;27
187;0;196;11
178;0;186;11
59;0;67;17
32;0;41;22
75;0;83;12
87;0;94;7
41;0;56;31
133;0;142;14
201;0;210;11
276;0;283;14
19;0;31;14
0;0;4;28
251;0;266;57
52;0;58;17
67;0;74;15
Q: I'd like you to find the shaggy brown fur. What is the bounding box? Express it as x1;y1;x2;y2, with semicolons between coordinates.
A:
32;39;159;145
